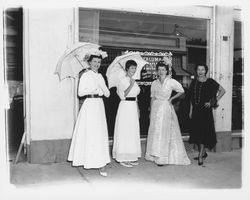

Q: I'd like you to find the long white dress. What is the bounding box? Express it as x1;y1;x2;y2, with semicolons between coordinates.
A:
145;77;190;165
112;77;141;162
68;70;111;169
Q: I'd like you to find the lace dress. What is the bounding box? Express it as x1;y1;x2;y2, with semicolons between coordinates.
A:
145;77;190;165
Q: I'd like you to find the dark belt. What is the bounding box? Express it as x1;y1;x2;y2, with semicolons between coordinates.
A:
124;97;136;101
79;94;103;100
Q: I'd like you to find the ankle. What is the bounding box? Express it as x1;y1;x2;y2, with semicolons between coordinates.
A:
99;166;106;172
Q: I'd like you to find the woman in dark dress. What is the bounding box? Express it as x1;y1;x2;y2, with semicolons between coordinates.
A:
188;64;226;166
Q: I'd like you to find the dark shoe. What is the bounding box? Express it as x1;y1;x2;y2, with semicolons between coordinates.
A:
198;157;203;166
157;164;164;167
194;152;208;160
203;152;208;160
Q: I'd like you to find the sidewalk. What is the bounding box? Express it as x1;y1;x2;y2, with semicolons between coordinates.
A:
10;148;242;189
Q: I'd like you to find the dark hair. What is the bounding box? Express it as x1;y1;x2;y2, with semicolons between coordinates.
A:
87;54;102;62
195;63;208;75
156;61;169;74
125;60;137;71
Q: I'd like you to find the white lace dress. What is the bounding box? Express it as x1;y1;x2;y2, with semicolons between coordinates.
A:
145;77;190;165
68;70;111;169
112;77;141;162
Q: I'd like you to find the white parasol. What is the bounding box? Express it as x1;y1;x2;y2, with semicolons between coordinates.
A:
106;52;148;88
55;42;106;81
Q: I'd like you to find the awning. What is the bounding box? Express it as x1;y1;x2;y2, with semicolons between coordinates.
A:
172;65;191;76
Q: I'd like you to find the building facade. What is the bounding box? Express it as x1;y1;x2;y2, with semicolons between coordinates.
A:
5;5;243;163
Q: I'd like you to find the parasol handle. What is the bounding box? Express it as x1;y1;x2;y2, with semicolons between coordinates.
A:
118;62;126;72
73;54;85;68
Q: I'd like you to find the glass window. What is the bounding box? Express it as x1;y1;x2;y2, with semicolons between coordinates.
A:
5;8;23;81
232;21;243;131
79;9;210;137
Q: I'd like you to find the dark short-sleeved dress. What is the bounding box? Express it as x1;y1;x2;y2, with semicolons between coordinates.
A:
188;78;220;149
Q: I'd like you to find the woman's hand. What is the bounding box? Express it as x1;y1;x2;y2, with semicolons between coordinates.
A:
124;78;135;97
204;102;211;108
169;92;183;105
130;78;135;86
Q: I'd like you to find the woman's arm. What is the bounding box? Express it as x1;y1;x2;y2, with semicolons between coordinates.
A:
216;85;226;102
124;78;135;97
169;92;184;104
99;83;110;98
97;75;110;98
204;85;226;108
169;79;184;103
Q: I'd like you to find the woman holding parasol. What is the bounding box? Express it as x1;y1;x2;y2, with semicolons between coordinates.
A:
67;49;110;177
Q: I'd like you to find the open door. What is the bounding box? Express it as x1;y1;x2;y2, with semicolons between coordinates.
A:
4;8;25;162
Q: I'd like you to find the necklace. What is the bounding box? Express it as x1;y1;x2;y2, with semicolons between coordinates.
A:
194;80;203;105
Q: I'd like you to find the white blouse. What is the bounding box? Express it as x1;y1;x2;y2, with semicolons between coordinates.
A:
78;70;110;98
117;76;140;100
151;77;184;100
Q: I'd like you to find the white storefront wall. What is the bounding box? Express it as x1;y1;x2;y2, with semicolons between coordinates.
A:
25;8;76;143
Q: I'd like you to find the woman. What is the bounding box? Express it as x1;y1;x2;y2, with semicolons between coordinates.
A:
145;61;190;166
188;64;226;166
112;60;141;168
68;52;110;177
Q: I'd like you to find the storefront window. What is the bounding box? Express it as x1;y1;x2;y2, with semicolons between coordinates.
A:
79;9;210;137
232;21;243;131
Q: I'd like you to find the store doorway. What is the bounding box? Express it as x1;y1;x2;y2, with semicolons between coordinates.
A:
4;8;25;161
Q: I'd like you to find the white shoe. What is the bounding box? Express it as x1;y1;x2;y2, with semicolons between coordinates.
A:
120;162;133;168
129;161;139;166
99;168;108;177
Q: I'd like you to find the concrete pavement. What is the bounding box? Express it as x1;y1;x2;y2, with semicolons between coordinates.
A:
10;149;242;189
2;146;245;200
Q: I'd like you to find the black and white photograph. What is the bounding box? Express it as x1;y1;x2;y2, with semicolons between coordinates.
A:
0;0;248;199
